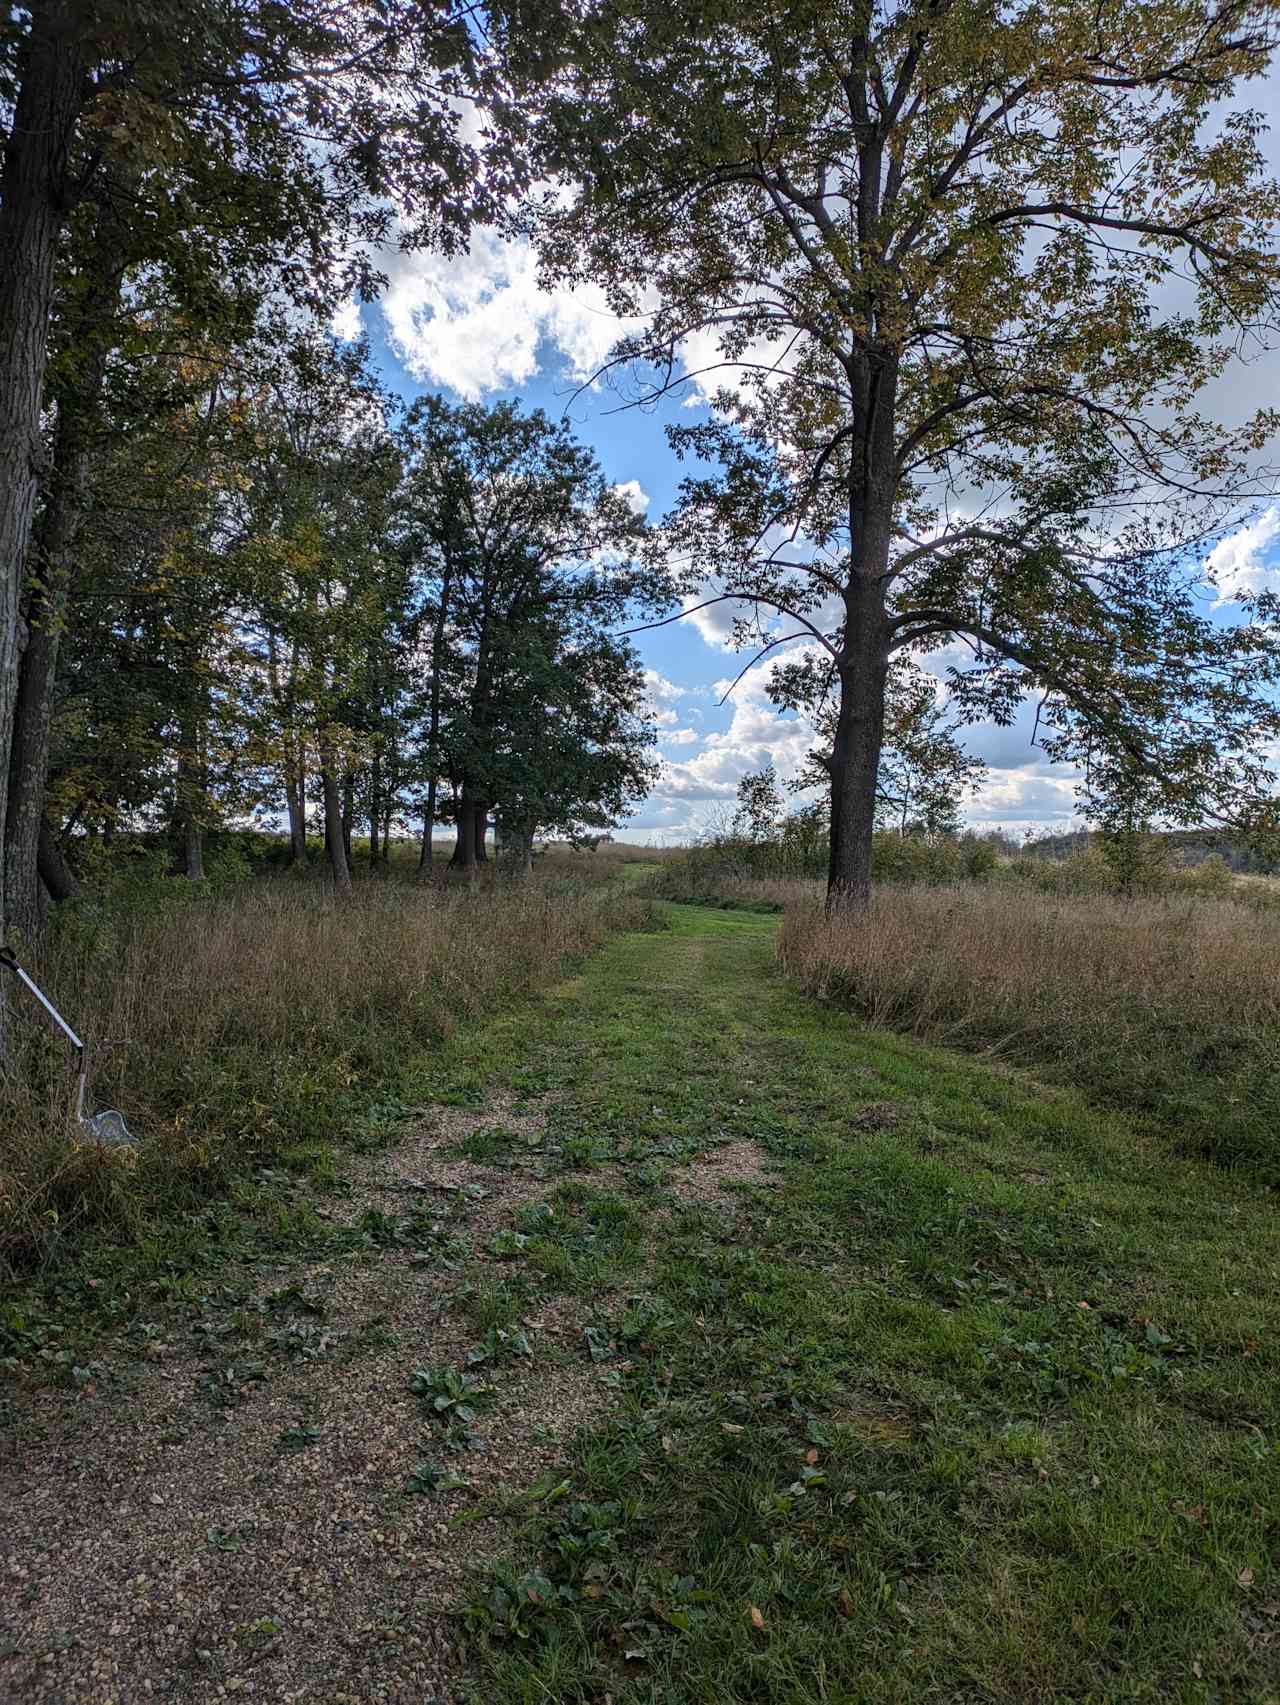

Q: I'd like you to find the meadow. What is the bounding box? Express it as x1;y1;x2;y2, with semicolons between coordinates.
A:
650;837;1280;1184
2;841;1279;1702
0;842;657;1281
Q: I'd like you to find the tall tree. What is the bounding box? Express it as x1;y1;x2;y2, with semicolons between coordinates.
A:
399;397;663;876
509;0;1280;905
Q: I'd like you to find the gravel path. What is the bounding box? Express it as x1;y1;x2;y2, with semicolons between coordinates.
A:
0;1098;616;1704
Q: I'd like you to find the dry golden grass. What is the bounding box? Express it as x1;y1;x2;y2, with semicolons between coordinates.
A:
0;872;654;1276
779;884;1280;1177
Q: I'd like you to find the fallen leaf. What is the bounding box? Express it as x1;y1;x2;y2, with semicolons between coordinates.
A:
836;1588;854;1618
1238;1568;1255;1588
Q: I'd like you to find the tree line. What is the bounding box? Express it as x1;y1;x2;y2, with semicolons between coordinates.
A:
5;0;1280;964
15;311;663;923
0;3;666;955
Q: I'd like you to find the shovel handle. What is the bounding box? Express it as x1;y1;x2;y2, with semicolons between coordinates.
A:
0;945;86;1053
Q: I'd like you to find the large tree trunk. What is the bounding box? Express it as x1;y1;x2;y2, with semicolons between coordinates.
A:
319;743;352;897
5;171;134;937
827;596;890;910
449;786;477;871
341;770;354;869
508;826;534;877
826;355;898;911
449;786;489;878
183;819;205;883
0;3;87;954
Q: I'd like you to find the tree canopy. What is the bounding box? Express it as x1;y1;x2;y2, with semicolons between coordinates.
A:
503;0;1280;901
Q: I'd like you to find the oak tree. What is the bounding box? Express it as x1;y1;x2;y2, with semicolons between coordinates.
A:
509;0;1280;904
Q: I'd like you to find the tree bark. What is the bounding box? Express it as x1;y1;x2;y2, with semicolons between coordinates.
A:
0;3;87;951
827;589;890;910
184;819;205;882
341;769;354;869
826;352;898;910
449;787;489;877
449;786;477;871
37;814;77;903
285;764;307;864
320;743;352;897
5;167;135;937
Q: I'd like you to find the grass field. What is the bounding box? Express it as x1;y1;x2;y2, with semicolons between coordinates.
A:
778;884;1280;1183
444;905;1280;1702
3;895;1278;1701
0;858;654;1280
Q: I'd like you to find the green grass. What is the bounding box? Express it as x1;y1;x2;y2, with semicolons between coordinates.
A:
446;904;1280;1703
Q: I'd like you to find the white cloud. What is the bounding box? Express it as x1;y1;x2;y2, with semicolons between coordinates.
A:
643;667;685;708
681;591;753;651
379;231;643;401
624;639;1092;838
331;300;363;342
614;479;650;516
1209;507;1280;604
643;667;694;730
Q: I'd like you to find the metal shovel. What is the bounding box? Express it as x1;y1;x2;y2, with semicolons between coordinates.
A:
0;945;136;1146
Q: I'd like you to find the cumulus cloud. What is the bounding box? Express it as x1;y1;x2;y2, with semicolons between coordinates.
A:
624;638;1090;839
379;231;643;401
1209;507;1280;604
614;479;650;516
681;591;756;651
642;667;694;729
331;300;363;342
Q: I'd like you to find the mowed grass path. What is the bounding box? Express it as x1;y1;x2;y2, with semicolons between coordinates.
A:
453;902;1280;1703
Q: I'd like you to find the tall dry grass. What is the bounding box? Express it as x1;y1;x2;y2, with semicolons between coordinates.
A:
1;873;654;1276
780;885;1280;1179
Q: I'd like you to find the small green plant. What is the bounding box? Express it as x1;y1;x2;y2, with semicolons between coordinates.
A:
487;1229;530;1258
277;1424;321;1453
406;1460;470;1495
408;1365;495;1422
467;1325;533;1365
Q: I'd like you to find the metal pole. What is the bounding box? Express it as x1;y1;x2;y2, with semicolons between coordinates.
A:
0;947;85;1051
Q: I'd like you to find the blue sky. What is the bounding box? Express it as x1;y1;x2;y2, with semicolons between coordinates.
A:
334;178;1280;844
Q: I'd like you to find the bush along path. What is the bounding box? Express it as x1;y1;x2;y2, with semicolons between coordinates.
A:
3;904;1279;1703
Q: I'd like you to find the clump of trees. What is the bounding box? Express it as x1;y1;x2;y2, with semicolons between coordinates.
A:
9;319;662;919
0;3;662;967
